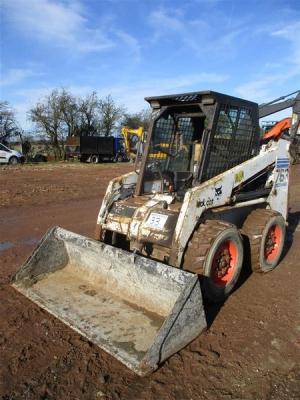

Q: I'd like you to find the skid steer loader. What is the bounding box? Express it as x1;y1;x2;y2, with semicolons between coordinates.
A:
13;90;293;376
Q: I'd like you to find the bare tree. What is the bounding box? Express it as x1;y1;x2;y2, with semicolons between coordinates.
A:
29;90;64;159
122;108;152;131
78;92;99;136
0;101;19;142
29;90;126;159
59;89;80;137
99;95;125;137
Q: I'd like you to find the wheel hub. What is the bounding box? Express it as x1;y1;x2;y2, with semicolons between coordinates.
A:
264;224;282;262
211;240;238;287
215;248;231;278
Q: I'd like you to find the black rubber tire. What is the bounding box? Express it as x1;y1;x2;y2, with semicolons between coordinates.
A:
242;209;286;273
9;156;19;165
90;155;99;164
183;220;244;303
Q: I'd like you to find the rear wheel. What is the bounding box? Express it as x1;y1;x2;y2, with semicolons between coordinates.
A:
242;209;286;272
183;220;244;303
90;154;99;164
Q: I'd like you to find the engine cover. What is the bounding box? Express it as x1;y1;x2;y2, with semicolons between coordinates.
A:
103;195;179;247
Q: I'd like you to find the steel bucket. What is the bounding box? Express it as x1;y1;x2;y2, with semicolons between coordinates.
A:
12;227;207;375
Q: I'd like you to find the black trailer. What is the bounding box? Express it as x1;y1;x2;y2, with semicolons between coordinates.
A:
64;136;127;163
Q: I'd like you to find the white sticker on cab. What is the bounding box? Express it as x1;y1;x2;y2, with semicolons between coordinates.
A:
145;213;168;230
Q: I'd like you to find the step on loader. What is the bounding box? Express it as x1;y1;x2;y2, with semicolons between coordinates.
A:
13;90;295;375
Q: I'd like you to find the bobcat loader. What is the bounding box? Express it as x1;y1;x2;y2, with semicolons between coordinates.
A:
13;91;296;376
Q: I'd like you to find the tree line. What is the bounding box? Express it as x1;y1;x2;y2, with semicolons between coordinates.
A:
1;88;151;159
0;101;20;141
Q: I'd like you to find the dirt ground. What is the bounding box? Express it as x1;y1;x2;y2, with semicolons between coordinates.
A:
0;162;299;400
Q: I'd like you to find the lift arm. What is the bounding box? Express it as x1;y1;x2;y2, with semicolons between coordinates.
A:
259;90;300;118
259;90;300;141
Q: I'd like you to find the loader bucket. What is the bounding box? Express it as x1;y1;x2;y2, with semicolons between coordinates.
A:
12;227;207;376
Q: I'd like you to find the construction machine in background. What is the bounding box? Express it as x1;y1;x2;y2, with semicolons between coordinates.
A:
13;90;295;376
261;120;279;133
263;117;292;142
121;126;145;162
259;90;300;162
64;135;127;163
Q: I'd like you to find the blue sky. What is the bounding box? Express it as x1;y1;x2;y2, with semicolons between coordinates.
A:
1;0;300;130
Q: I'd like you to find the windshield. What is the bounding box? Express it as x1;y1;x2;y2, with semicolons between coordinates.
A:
0;143;10;151
143;109;204;195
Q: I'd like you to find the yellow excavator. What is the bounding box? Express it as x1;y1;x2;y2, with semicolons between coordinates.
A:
121;126;144;162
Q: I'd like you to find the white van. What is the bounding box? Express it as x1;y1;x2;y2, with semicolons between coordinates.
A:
0;143;24;164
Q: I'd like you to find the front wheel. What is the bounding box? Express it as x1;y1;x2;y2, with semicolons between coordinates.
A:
183;220;244;303
9;156;19;165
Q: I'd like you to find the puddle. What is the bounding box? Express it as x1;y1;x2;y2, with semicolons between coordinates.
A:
21;238;39;246
0;242;14;251
0;237;39;252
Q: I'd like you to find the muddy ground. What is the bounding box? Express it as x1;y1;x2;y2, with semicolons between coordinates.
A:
0;162;299;400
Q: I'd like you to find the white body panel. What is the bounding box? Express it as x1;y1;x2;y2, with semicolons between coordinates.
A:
97;171;138;224
173;139;290;266
0;143;23;164
97;139;290;267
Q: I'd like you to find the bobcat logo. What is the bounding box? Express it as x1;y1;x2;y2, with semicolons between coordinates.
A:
215;186;222;198
197;197;214;208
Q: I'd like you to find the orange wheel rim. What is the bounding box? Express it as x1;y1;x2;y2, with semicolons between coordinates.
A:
264;224;282;262
211;240;238;287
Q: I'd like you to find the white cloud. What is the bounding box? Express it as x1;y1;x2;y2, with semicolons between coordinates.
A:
235;17;300;107
0;68;35;87
271;21;300;67
2;0;143;58
11;71;228;129
148;7;244;55
96;71;227;111
59;71;228;112
2;0;115;53
235;68;299;104
10;86;56;129
235;77;278;103
114;30;141;62
150;9;184;37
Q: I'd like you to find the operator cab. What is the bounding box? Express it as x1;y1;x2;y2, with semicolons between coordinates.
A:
143;104;205;198
139;91;260;200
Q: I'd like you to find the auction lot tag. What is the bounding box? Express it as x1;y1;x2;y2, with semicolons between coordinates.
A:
145;213;168;229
